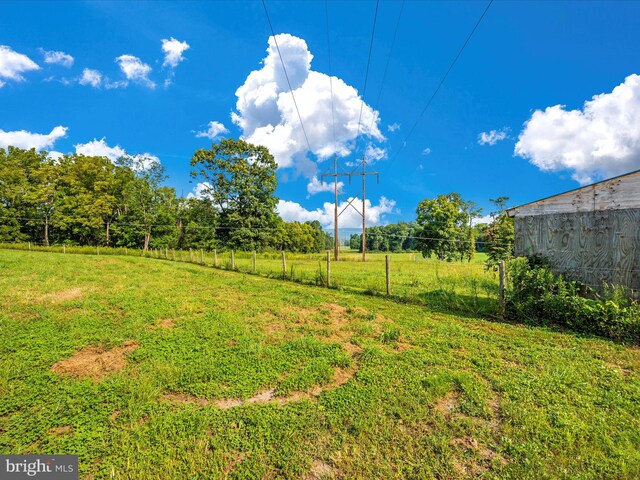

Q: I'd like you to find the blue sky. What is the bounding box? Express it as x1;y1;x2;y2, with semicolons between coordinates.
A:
2;0;640;232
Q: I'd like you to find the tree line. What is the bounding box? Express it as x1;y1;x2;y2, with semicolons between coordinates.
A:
1;138;513;263
0;140;331;252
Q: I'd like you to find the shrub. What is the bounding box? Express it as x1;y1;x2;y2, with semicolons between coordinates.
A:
506;257;640;343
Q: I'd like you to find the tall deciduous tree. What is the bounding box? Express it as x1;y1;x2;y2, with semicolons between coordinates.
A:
415;193;476;261
190;139;278;251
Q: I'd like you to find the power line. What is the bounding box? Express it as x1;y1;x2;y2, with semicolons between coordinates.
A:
353;0;380;160
261;0;313;154
325;0;337;158
391;0;494;162
367;0;405;136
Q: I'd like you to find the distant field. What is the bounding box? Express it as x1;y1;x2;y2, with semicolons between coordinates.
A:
0;244;500;316
0;249;639;479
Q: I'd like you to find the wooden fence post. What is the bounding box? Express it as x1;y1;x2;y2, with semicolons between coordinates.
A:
499;260;506;316
385;254;391;295
231;250;235;270
200;249;204;264
326;250;331;288
63;245;66;254
97;246;99;255
28;242;31;251
253;251;257;273
281;250;286;280
214;249;218;267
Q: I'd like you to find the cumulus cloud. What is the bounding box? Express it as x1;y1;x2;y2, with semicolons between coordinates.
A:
232;34;383;177
387;123;400;133
515;74;640;184
187;182;213;200
471;214;493;226
74;137;159;171
277;196;396;229
79;68;102;87
195;121;229;140
422;147;431;156
306;176;343;197
0;45;39;86
478;128;509;146
41;49;74;67
162;37;190;68
115;55;155;88
0;126;67;150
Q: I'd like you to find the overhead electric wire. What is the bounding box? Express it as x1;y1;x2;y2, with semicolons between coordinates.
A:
352;0;380;162
391;0;494;162
367;0;405;138
261;0;313;155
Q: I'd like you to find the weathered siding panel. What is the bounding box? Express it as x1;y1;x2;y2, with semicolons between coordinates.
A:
508;171;640;218
514;208;640;294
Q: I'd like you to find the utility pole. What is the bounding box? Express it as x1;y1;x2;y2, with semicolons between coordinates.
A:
322;155;379;262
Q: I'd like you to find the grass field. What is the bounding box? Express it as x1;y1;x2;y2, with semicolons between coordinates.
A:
0;243;500;316
0;249;639;479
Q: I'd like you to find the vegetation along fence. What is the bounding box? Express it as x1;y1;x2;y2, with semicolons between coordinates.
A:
0;242;502;317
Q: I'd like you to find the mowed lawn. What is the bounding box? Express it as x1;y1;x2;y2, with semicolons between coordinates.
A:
0;250;638;479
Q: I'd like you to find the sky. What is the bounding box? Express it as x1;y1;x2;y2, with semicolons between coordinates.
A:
2;0;640;233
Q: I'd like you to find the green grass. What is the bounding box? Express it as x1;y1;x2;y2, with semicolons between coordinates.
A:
0;243;500;316
0;249;639;479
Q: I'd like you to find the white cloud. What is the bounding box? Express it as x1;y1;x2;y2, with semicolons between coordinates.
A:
0;45;39;86
0;126;67;150
277;196;396;229
471;214;493;226
306;176;343;197
115;55;154;88
47;151;64;161
41;49;74;67
74;137;160;171
422;147;431;156
75;138;126;161
187;182;213;200
478;128;509;146
387;123;400;133
364;144;387;163
162;37;190;68
232;34;384;177
195;121;229;140
79;68;102;88
515;74;640;185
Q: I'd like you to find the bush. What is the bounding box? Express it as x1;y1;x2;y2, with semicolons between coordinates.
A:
506;257;640;343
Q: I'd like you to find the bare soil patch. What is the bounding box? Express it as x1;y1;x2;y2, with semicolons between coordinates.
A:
156;318;175;329
304;459;334;479
51;340;140;381
42;287;85;304
48;426;71;437
435;391;460;418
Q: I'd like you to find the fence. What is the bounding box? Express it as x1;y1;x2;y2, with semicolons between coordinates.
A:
0;242;503;317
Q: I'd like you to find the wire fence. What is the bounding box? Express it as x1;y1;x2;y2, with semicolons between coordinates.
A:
0;242;503;317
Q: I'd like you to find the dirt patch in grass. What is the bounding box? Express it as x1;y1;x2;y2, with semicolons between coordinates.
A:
51;340;140;381
435;391;460;418
304;459;334;479
48;426;72;437
41;287;85;304
605;361;631;377
156;318;175;329
450;435;508;475
165;363;359;410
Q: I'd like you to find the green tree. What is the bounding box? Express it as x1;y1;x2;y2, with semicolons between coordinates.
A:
190;139;278;251
485;196;514;269
415;193;475;261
